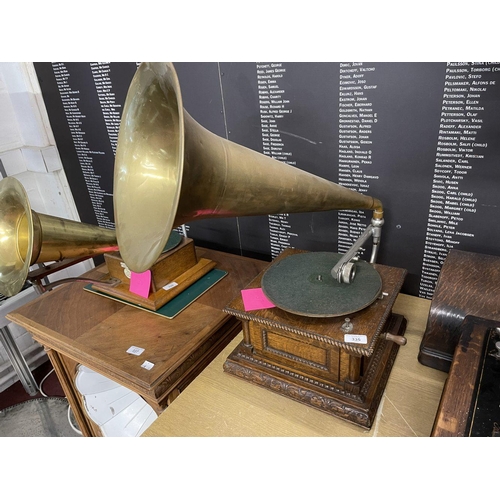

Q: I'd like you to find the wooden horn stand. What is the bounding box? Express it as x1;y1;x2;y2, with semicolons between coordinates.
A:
91;237;215;311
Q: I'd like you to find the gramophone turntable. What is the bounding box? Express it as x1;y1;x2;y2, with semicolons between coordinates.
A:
0;62;408;429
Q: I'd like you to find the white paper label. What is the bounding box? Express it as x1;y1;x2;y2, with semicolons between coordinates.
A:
344;334;367;344
127;346;145;356
162;281;179;291
141;360;154;370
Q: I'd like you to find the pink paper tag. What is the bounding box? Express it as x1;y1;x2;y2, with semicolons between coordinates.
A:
129;270;152;298
241;288;275;311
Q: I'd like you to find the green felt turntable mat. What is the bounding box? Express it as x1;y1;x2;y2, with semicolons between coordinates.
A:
162;231;182;253
84;268;227;319
261;252;382;317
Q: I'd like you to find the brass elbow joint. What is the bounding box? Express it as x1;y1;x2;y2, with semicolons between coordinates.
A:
371;197;384;220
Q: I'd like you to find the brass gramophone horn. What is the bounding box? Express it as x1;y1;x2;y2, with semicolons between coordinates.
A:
0;176;118;297
114;62;383;273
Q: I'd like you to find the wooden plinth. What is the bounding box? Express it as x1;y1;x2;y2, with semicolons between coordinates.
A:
223;249;408;429
92;237;215;311
224;314;406;428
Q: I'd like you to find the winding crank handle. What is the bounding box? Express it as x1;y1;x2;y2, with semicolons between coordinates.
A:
382;332;407;346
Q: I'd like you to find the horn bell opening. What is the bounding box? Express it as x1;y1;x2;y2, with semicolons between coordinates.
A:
113;62;185;273
0;177;35;297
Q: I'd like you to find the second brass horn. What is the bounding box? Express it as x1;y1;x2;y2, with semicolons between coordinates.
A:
114;62;383;273
0;176;118;297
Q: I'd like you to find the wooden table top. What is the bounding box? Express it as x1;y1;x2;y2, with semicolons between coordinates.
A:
6;247;268;403
142;293;448;437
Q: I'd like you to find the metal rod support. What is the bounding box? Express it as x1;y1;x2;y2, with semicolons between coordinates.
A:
0;325;39;396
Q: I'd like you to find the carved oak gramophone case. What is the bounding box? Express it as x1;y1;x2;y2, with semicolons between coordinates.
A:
223;249;407;429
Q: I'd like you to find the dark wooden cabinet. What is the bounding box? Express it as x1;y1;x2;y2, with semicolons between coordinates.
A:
432;315;500;437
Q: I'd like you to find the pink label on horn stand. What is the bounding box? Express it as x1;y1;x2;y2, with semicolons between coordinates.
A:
129;270;152;298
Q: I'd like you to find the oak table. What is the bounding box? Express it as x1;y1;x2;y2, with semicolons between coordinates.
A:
6;247;267;437
142;293;448;437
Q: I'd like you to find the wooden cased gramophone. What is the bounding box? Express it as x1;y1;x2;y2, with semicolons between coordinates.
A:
109;62;408;429
0;62;408;429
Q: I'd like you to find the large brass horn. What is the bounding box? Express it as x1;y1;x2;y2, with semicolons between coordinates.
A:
0;176;118;297
114;62;383;274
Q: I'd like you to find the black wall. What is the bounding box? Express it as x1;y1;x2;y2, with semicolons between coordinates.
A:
34;62;500;298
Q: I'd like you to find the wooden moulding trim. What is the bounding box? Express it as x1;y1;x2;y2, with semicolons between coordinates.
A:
223;307;378;356
223;358;371;428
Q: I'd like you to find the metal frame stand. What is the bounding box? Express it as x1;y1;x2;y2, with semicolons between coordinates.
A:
0;325;38;395
0;286;41;396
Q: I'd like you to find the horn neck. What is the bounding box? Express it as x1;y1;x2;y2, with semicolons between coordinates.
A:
114;62;383;274
176;112;383;224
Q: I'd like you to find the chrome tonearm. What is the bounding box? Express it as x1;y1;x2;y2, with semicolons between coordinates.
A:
331;217;384;284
